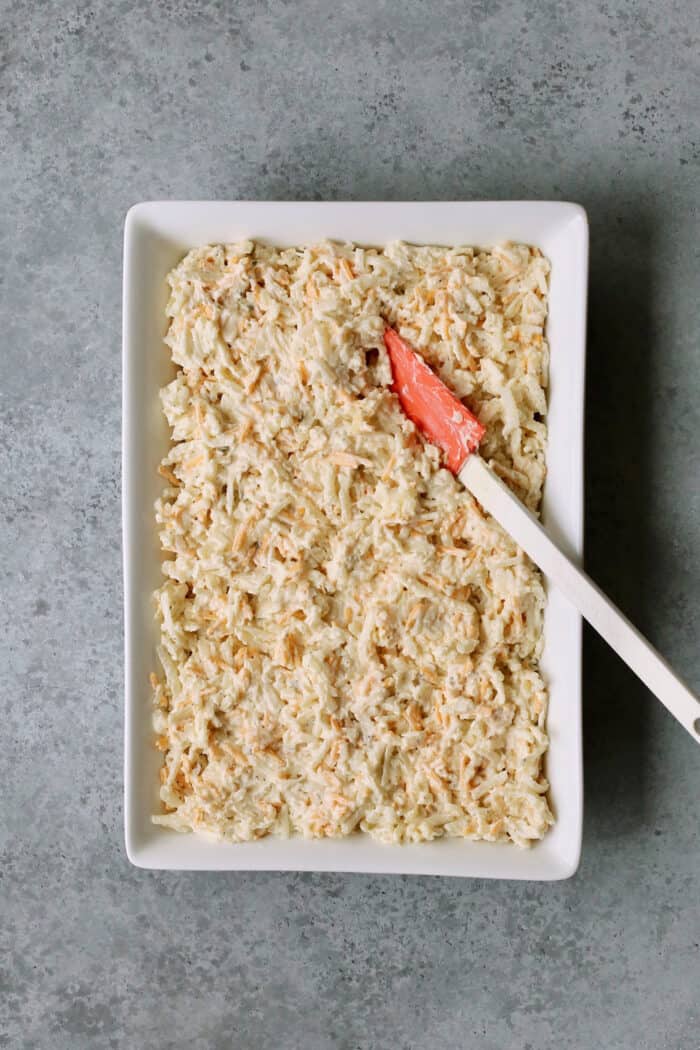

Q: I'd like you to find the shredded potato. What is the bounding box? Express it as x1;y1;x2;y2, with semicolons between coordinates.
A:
151;239;553;847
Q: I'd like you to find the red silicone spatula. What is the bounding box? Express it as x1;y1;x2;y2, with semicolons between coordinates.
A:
384;326;700;743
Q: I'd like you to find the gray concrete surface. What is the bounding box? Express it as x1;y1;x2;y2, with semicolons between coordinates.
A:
2;1;699;1047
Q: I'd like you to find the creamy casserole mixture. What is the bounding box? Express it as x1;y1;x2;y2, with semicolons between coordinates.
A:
151;239;552;846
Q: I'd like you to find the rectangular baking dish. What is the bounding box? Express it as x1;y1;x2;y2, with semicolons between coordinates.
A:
123;201;588;878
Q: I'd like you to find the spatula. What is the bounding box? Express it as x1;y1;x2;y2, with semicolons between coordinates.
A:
384;326;700;743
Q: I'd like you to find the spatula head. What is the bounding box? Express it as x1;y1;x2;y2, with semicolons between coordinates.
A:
383;327;485;473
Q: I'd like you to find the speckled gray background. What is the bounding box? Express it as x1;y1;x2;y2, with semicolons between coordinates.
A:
2;1;699;1047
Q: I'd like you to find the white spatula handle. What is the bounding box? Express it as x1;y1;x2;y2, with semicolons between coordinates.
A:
459;455;700;743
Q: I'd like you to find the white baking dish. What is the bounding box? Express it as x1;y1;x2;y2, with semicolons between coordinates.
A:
123;201;587;878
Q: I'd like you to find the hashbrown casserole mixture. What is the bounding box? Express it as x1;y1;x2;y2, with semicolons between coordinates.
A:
151;239;553;847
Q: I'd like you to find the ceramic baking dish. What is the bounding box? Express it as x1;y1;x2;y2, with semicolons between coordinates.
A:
123;201;588;877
